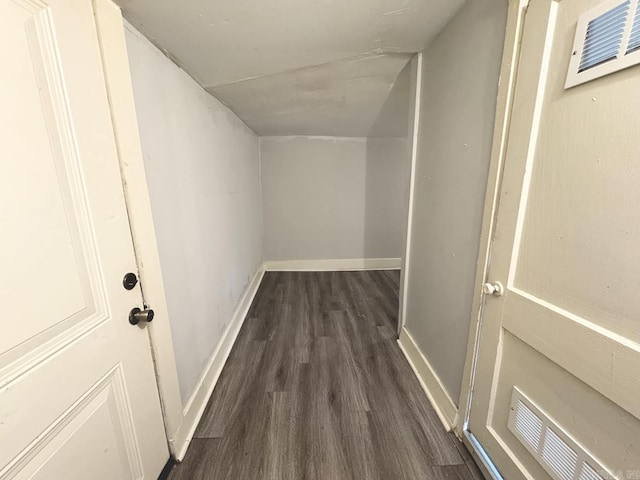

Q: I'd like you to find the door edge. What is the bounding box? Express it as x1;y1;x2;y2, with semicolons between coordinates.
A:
456;0;530;434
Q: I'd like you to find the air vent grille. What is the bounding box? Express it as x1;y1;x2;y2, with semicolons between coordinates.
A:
627;2;640;52
508;388;612;480
566;0;640;88
541;429;578;480
578;0;629;72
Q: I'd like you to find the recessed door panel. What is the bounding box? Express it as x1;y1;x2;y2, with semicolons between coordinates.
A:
1;0;87;351
0;0;168;478
5;367;140;480
513;27;640;342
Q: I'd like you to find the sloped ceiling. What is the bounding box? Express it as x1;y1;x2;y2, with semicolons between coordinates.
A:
210;54;412;137
115;0;464;136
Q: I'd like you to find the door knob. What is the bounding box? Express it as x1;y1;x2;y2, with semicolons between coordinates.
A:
483;281;504;297
129;307;154;325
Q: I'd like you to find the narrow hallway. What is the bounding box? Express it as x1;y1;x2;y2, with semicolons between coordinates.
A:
168;271;482;479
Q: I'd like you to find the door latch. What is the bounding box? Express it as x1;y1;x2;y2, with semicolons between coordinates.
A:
129;307;154;325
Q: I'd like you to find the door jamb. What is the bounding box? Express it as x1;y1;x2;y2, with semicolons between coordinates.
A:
92;0;184;457
455;0;530;439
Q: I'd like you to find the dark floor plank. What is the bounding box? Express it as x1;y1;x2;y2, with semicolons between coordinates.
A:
170;270;481;480
193;339;266;438
341;411;378;480
166;439;221;480
432;465;481;480
453;435;487;480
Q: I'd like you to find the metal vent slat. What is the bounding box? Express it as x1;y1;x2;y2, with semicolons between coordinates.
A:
584;12;629;36
582;23;627;50
582;23;626;50
581;41;623;64
627;1;640;53
541;429;578;480
579;463;605;480
579;0;630;72
513;400;543;450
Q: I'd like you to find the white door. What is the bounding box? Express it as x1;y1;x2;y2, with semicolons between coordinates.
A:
467;0;640;478
0;0;168;478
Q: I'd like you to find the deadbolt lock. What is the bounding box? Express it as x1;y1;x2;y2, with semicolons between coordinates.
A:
123;272;138;290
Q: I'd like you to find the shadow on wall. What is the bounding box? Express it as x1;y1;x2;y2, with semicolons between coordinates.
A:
363;59;414;260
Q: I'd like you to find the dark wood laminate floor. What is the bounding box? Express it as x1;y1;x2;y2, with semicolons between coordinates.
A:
169;270;484;480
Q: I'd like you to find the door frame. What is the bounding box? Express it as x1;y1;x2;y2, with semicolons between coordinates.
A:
455;0;529;472
91;0;185;458
90;0;533;466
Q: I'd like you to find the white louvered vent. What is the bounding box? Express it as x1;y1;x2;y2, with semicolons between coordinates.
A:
578;0;629;72
541;429;578;480
508;388;613;480
627;3;640;52
566;0;640;88
513;399;543;450
580;463;606;480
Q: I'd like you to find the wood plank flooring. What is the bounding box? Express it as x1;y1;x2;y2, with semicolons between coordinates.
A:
168;270;484;480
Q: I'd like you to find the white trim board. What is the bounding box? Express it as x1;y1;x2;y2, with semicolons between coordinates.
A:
263;258;401;272
399;52;423;335
173;264;265;460
398;327;458;431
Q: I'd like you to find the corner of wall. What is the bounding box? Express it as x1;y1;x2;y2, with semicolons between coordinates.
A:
397;327;458;431
174;262;266;460
399;52;423;335
258;136;265;265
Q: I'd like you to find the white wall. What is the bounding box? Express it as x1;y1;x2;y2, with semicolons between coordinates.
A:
364;137;409;259
403;0;508;404
260;136;367;261
260;136;409;262
365;59;414;261
124;25;263;405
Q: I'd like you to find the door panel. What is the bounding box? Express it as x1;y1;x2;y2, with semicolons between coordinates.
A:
1;0;109;372
0;0;168;477
468;0;640;478
7;366;141;480
487;332;639;479
503;291;640;419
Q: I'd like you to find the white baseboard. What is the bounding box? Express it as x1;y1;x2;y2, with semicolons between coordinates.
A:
173;264;265;460
398;327;458;431
263;257;401;271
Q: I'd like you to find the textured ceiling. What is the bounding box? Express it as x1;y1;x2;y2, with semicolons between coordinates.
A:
116;0;464;136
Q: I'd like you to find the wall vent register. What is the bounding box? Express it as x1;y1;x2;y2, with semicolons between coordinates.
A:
565;0;640;87
507;387;613;480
